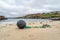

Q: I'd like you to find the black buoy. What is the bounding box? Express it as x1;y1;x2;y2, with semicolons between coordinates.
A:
17;20;26;29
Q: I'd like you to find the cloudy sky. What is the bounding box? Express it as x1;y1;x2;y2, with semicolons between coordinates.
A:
0;0;60;17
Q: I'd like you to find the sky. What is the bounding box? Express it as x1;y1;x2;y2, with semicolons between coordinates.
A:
0;0;60;17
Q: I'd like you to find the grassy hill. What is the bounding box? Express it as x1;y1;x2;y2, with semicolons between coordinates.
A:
19;11;60;19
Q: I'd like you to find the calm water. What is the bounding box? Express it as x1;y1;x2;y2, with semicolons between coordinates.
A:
0;19;51;24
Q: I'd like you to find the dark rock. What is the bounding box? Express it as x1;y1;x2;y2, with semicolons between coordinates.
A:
17;20;26;29
0;16;7;20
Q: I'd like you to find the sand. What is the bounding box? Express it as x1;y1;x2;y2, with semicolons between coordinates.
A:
0;21;60;40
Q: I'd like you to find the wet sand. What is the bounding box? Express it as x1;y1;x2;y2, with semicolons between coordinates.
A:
0;21;60;40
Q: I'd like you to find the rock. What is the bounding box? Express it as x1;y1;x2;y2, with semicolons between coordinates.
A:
0;16;7;20
17;20;26;29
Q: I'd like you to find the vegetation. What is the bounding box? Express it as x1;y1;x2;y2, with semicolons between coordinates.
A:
20;11;60;19
1;11;60;20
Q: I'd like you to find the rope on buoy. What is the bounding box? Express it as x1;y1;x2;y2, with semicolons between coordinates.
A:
17;20;51;29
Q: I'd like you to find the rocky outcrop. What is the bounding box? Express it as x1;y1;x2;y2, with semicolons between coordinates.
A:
0;16;7;20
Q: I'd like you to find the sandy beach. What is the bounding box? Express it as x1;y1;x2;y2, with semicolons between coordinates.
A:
0;21;60;40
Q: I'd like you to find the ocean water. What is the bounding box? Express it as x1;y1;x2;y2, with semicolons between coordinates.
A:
0;19;51;24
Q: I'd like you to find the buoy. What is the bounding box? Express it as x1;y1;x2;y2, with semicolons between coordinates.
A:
17;20;26;29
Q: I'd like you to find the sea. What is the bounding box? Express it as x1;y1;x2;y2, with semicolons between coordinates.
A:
0;19;51;24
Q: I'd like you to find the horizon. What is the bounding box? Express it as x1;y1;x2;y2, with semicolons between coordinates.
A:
0;0;60;17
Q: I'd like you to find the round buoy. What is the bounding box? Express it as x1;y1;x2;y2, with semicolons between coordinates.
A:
17;20;26;29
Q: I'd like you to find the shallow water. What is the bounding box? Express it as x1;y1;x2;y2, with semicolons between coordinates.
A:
0;19;51;24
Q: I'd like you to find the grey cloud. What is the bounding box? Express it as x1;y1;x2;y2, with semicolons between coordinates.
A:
0;0;60;17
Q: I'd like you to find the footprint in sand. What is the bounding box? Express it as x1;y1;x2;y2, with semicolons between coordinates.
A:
28;35;34;37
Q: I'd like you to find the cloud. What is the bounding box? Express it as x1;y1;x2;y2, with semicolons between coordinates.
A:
0;0;60;17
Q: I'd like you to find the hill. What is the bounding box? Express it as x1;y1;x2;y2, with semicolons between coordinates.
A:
18;11;60;19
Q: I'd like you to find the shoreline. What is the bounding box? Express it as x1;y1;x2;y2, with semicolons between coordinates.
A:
0;21;60;40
